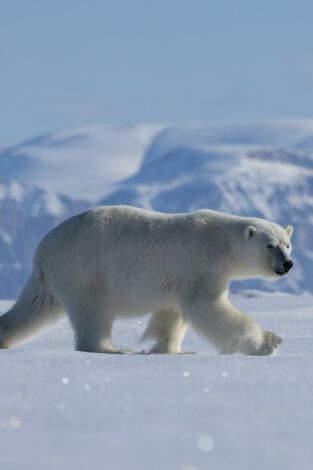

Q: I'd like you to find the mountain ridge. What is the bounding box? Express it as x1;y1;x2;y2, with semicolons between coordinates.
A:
1;120;313;297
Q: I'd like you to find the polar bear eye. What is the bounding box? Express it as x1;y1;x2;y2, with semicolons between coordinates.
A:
267;244;274;249
286;244;290;249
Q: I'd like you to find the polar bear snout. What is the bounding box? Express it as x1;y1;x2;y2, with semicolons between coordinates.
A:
274;259;293;275
283;259;293;272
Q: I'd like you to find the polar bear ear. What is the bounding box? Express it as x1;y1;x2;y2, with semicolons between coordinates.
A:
284;225;293;239
245;225;257;239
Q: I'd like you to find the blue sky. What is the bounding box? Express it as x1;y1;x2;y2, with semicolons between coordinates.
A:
1;0;313;141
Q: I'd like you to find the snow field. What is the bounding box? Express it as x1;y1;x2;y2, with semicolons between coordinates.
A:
0;293;312;470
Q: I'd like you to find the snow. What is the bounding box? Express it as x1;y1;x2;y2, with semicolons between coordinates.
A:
1;119;313;467
100;123;313;294
30;189;66;217
141;120;313;169
1;293;313;470
0;181;24;203
0;229;12;245
2;119;313;202
0;124;163;200
3;119;313;295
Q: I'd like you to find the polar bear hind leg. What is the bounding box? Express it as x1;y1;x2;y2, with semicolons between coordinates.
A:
62;293;125;353
142;309;188;354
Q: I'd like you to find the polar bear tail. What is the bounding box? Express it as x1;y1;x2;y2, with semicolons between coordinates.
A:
0;272;62;349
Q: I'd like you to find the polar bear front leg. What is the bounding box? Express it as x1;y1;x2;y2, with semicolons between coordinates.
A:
181;294;282;356
255;330;282;356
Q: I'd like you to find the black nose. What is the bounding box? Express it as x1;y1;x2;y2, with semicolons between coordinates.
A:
283;260;293;272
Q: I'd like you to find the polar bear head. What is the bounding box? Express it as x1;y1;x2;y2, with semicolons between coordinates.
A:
235;220;294;280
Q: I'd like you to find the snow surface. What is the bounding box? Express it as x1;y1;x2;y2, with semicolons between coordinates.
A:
1;293;313;470
1;120;313;467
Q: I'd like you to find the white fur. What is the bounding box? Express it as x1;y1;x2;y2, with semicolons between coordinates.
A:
0;206;293;355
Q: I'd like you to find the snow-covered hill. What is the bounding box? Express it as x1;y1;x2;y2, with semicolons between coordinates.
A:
2;120;313;296
0;124;161;297
100;122;313;293
0;180;88;298
2;123;313;470
0;124;161;200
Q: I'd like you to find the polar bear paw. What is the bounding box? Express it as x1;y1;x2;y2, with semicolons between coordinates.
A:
256;331;282;356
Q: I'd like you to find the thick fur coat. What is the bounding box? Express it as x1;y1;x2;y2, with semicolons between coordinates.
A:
0;206;293;355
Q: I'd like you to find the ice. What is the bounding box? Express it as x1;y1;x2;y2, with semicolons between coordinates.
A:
1;293;313;469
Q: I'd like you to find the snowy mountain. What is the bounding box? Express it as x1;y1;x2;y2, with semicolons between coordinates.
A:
0;180;88;298
0;124;162;200
2;120;313;296
100;122;313;293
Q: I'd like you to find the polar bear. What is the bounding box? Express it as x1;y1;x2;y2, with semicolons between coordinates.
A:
0;206;293;355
